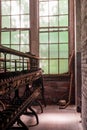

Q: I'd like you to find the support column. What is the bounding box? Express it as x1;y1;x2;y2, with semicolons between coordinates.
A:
30;0;39;57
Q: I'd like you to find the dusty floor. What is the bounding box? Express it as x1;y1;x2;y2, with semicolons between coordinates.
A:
20;105;83;130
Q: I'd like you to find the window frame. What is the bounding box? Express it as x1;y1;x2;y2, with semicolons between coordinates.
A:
38;0;72;75
0;0;74;74
0;0;30;71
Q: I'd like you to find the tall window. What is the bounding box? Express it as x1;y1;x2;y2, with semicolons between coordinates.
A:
39;0;69;74
1;0;30;52
0;0;30;71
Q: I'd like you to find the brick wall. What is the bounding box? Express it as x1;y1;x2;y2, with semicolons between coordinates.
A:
81;0;87;129
43;75;75;105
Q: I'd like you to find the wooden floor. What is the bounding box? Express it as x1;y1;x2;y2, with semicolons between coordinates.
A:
20;105;83;130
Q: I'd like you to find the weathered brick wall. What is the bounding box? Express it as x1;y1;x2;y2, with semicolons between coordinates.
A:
81;0;87;129
43;75;75;105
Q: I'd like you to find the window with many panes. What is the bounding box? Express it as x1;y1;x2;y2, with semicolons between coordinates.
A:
0;0;72;74
39;0;69;74
0;0;30;71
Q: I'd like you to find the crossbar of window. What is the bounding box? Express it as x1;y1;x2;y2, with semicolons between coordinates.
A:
1;28;30;32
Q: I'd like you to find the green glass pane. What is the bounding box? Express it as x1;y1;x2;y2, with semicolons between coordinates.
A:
2;45;10;48
59;31;68;43
59;59;68;74
11;1;19;15
39;44;48;58
1;1;10;15
11;55;19;60
40;17;48;27
1;32;10;44
20;44;29;52
40;60;48;74
1;53;4;58
39;33;48;43
59;15;68;26
6;62;11;70
0;62;4;69
49;1;58;15
21;0;29;14
24;59;28;69
11;45;19;51
7;54;11;60
49;32;58;43
11;62;15;68
21;15;30;28
50;60;58;74
59;44;68;58
50;44;58;58
21;31;29;44
16;60;21;70
11;16;20;28
2;16;10;28
11;31;19;44
18;63;23;70
39;2;48;16
49;16;58;27
5;54;10;71
59;0;68;14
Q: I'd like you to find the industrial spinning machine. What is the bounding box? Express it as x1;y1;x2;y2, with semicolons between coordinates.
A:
0;45;46;130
